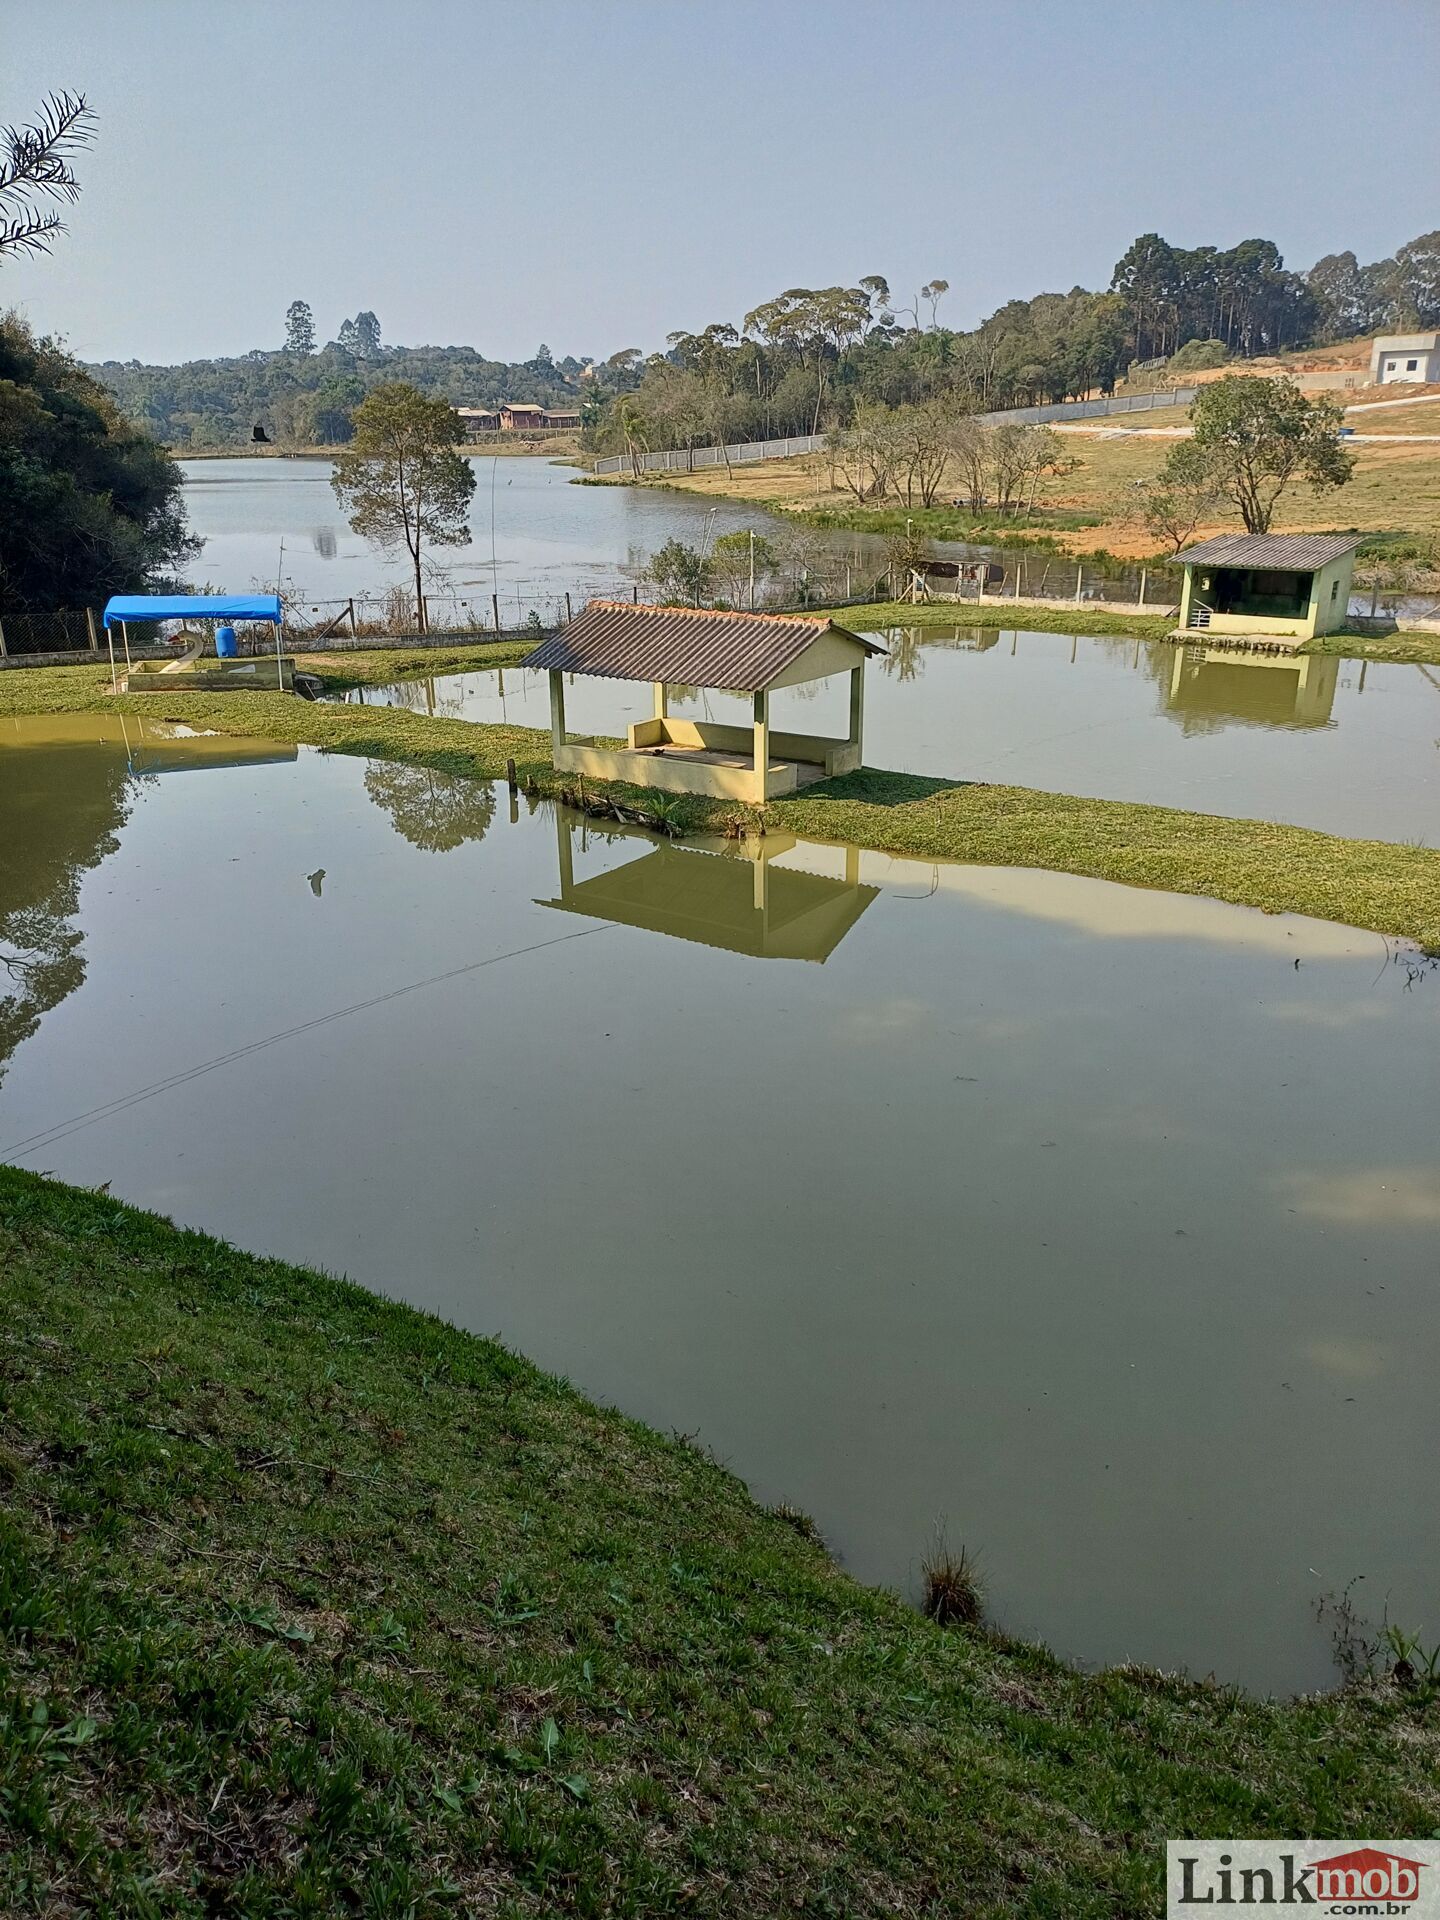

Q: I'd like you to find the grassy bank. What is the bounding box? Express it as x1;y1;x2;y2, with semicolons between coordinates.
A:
5;656;1440;948
824;598;1440;663
2;1166;1435;1916
287;637;535;689
1302;628;1440;665
639;430;1440;563
824;598;1176;640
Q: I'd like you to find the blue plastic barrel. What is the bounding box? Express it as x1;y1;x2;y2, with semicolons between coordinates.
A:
215;624;238;658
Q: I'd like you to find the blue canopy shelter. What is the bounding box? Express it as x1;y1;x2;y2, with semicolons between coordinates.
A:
100;593;285;692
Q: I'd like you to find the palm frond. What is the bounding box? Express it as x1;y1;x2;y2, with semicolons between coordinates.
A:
0;91;96;214
0;209;68;257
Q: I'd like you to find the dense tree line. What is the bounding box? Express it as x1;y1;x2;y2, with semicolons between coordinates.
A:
581;228;1440;459
84;226;1440;458
0;313;197;612
90;317;595;450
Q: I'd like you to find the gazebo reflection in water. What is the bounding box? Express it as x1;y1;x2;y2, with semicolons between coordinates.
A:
539;809;879;964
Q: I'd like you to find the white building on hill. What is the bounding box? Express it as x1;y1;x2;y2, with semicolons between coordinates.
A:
1368;332;1440;384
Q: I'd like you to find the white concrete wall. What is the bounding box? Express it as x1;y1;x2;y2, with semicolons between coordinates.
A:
1369;334;1440;384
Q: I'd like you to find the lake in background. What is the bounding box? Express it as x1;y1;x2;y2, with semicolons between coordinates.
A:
3;718;1436;1696
180;455;785;619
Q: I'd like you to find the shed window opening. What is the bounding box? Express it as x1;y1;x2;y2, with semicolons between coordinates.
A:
1407;359;1419;371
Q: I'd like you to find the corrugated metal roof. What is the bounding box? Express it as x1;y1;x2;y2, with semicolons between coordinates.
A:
522;601;883;692
1177;533;1362;569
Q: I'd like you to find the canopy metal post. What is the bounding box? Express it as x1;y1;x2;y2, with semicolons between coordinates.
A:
121;621;132;672
107;624;117;693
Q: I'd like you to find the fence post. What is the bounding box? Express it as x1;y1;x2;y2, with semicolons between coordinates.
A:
1138;569;1147;609
421;594;429;634
1015;559;1023;599
348;597;356;634
0;617;6;658
86;607;100;652
565;592;572;622
1075;564;1083;605
492;593;501;633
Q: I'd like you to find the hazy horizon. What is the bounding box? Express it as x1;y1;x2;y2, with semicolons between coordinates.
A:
5;0;1436;368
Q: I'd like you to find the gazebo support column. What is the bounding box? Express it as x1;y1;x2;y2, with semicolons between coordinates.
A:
549;670;567;759
752;689;769;804
653;681;669;720
847;664;865;764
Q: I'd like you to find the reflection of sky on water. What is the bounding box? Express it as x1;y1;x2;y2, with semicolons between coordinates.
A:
1;730;1436;1694
340;628;1440;846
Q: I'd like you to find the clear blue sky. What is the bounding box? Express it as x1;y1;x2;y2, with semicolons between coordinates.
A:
6;0;1437;367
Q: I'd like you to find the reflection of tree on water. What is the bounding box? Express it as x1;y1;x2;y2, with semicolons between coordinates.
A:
879;628;926;683
367;676;474;722
362;762;496;852
0;745;132;1084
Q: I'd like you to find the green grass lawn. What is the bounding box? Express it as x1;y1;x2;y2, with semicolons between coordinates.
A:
831;598;1440;664
4;654;1440;949
2;1166;1436;1917
827;599;1177;640
290;638;535;688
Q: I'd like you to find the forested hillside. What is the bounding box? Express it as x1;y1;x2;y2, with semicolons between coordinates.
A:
91;317;593;450
85;229;1439;455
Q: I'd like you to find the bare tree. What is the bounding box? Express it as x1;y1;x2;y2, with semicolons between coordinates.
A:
0;91;96;259
1133;443;1224;554
828;401;904;503
895;401;952;508
945;417;991;511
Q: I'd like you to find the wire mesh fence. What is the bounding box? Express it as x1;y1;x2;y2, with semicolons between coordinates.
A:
0;560;1183;667
0;608;100;657
902;556;1183;612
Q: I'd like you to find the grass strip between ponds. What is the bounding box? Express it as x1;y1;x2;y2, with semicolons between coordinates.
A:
1;1164;1437;1916
6;651;1439;950
829;598;1440;663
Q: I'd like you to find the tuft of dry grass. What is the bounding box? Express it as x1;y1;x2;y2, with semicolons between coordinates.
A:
921;1529;985;1628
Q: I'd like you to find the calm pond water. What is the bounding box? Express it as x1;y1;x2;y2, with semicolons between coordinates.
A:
342;630;1440;846
4;716;1437;1694
180;455;778;614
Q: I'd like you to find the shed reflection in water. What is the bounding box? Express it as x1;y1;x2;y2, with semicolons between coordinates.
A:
1165;647;1339;732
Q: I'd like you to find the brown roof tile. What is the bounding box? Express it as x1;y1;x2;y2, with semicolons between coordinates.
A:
1178;533;1362;569
522;601;883;692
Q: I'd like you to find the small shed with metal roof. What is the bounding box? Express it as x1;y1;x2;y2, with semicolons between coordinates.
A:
522;600;885;802
1174;533;1361;644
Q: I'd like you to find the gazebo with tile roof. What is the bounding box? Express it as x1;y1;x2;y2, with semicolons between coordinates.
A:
522;601;885;802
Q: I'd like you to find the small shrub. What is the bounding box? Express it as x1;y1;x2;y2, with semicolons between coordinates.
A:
921;1529;983;1628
